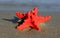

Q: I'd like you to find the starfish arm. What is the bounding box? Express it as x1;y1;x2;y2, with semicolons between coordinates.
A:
42;16;51;22
38;16;51;23
16;11;24;19
17;23;30;30
31;7;38;16
16;17;32;31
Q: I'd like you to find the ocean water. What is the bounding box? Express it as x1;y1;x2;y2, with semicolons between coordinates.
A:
0;0;60;12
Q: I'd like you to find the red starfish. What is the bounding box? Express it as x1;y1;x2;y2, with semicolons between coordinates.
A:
16;7;51;31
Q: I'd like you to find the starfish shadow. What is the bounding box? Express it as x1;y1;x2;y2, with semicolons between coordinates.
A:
2;16;19;23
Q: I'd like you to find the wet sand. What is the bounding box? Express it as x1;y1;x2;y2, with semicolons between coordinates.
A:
0;11;60;38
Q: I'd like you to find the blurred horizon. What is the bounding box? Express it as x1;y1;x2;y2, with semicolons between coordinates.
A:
0;0;60;12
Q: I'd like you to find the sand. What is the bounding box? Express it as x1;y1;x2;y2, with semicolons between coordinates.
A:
0;11;60;38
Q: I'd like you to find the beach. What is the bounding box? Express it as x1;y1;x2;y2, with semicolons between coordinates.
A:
0;11;60;38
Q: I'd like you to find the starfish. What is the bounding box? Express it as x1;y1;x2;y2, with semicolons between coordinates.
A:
16;7;51;32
